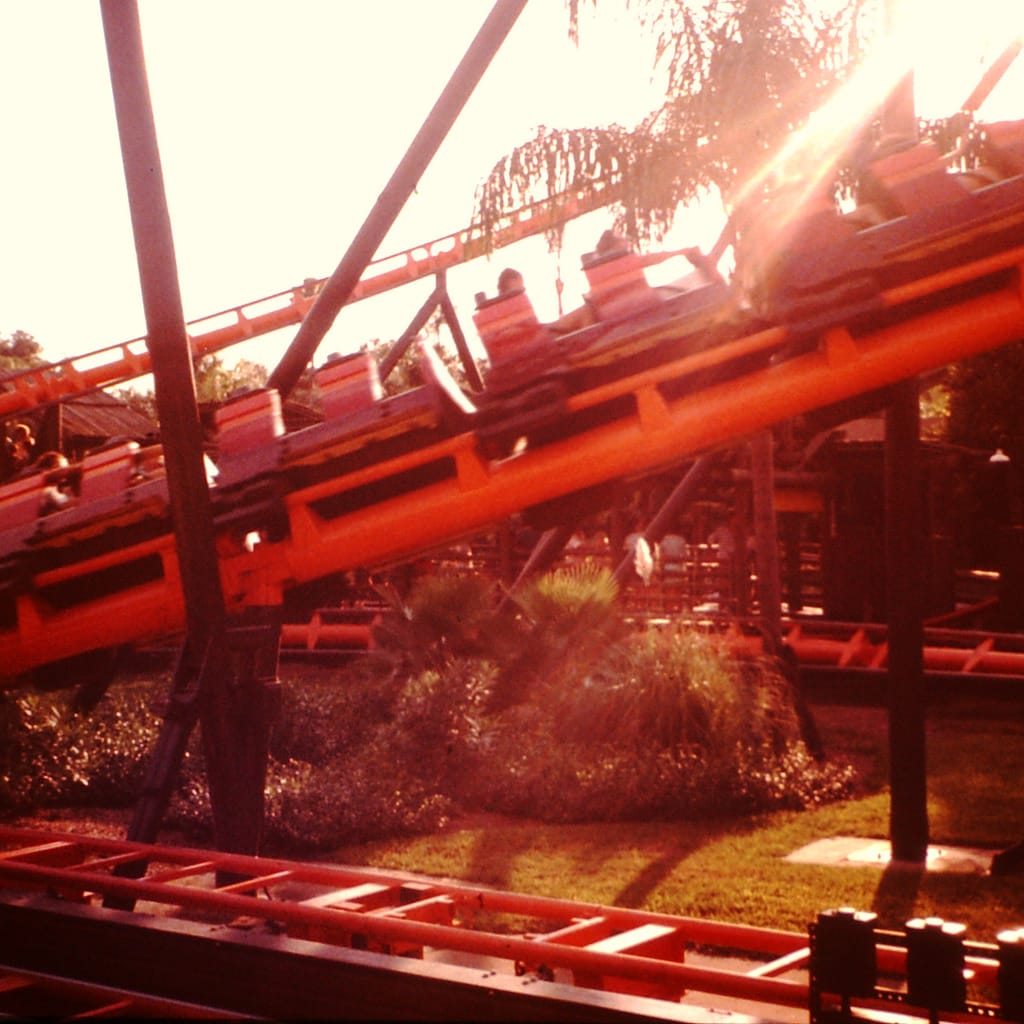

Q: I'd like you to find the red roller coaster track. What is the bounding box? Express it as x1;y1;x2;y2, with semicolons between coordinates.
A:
3;117;1024;683
4;16;1024;1020
0;825;1019;1021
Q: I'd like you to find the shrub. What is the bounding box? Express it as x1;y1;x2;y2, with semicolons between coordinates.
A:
384;659;496;791
167;669;460;850
263;665;463;849
451;620;854;822
167;747;455;852
369;574;502;678
267;664;397;765
489;564;629;709
2;566;854;845
0;682;164;811
263;749;454;851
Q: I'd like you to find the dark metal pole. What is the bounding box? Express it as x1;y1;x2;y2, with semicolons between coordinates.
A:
885;378;929;863
962;37;1023;114
102;1;272;862
438;283;484;392
379;283;445;381
613;455;716;585
499;523;576;610
377;273;483;390
750;433;782;656
100;0;226;647
268;0;527;399
751;433;820;757
880;0;926;863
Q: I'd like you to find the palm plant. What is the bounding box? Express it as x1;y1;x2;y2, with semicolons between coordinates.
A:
369;573;502;680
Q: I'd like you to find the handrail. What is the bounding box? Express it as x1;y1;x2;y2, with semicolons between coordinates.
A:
0;182;623;420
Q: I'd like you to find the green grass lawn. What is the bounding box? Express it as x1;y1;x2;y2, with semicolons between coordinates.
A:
326;695;1024;941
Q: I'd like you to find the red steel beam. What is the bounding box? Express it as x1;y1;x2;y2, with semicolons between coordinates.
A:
5;117;1024;678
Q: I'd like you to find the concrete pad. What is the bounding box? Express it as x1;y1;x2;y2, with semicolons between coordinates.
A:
785;836;995;874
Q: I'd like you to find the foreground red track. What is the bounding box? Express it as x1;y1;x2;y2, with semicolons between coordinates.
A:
0;826;1016;1021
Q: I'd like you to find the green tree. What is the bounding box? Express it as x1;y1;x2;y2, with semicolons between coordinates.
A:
944;342;1024;460
0;329;43;372
194;354;269;403
112;384;158;421
112;355;270;420
476;0;879;248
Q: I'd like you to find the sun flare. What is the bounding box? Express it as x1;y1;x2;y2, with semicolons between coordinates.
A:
719;0;1024;294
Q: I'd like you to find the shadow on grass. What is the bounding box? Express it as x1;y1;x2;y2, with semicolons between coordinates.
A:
462;816;747;908
871;861;924;925
613;846;696;907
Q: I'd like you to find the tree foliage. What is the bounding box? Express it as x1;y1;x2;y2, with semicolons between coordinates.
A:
476;0;879;247
944;341;1024;460
194;354;269;403
363;569;849;827
112;384;159;421
112;354;270;422
0;569;852;846
0;330;43;373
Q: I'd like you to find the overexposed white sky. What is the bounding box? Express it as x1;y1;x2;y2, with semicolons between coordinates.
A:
1;1;1022;375
0;1;668;372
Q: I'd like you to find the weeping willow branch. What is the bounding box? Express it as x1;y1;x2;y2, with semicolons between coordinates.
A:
471;0;881;256
473;121;714;250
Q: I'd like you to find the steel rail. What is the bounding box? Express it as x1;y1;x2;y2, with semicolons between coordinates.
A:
0;185;624;421
5;123;1024;679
